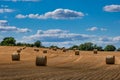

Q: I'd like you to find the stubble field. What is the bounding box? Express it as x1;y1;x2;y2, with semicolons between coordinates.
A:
0;46;120;80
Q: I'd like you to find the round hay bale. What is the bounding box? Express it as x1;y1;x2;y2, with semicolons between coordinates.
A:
63;49;67;52
12;52;20;61
23;46;26;50
49;47;52;50
53;48;57;51
36;56;47;66
43;50;47;53
75;50;80;55
93;49;98;54
34;48;39;52
73;48;77;51
106;55;115;64
20;48;22;50
17;49;22;53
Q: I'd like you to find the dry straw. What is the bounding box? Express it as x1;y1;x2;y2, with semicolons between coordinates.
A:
106;55;115;64
36;56;47;66
12;52;20;61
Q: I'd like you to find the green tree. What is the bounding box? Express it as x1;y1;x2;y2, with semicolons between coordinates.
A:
69;45;79;50
79;42;94;51
34;40;41;47
1;37;16;46
16;42;24;46
104;45;116;51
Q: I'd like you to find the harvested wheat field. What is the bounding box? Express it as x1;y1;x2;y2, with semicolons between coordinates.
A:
0;46;120;80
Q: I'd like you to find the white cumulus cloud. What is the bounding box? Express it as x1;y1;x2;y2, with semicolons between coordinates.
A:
22;29;95;47
103;4;120;12
20;29;120;48
100;28;107;31
23;29;94;42
16;14;27;18
0;20;8;26
87;27;107;31
0;8;14;13
99;37;112;42
16;8;85;19
0;20;31;33
113;36;120;41
87;27;98;31
0;26;31;33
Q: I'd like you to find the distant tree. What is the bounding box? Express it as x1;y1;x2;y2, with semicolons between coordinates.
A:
69;45;79;50
117;48;120;51
16;42;24;46
34;40;42;47
16;42;34;47
79;42;94;51
93;45;103;51
49;45;59;49
1;37;16;46
104;45;116;51
96;46;103;51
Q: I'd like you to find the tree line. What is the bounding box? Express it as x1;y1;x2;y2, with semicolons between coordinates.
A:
0;37;120;51
0;37;42;47
69;42;120;51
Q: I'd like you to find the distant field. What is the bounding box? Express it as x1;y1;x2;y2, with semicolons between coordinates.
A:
0;46;120;80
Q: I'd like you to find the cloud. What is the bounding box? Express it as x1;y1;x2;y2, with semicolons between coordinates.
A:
0;20;31;33
42;41;78;48
23;29;94;42
87;27;98;31
100;28;107;31
22;29;95;47
1;0;40;2
16;8;85;19
91;35;120;48
0;26;31;33
21;29;120;48
99;36;120;42
99;37;112;42
87;27;107;31
0;5;14;13
16;14;27;18
113;36;120;42
0;8;14;13
0;20;8;26
1;5;8;8
103;4;120;12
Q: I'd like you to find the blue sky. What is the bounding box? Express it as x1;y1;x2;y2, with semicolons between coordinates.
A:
0;0;120;48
